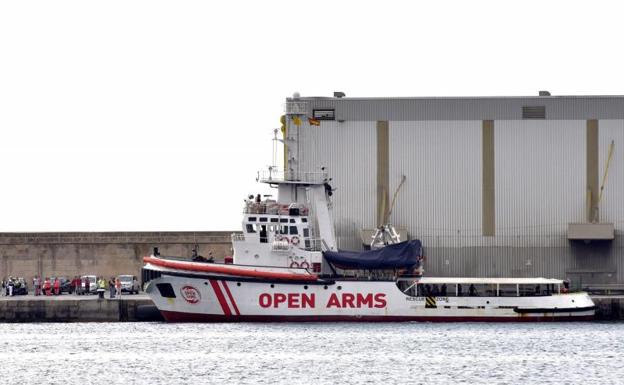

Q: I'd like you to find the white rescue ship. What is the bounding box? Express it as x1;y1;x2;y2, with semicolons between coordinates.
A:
142;170;595;322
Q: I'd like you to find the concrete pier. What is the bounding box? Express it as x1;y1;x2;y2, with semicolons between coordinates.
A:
0;294;161;322
591;296;624;320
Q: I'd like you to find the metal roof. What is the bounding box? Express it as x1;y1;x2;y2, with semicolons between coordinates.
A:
288;94;624;121
404;277;563;285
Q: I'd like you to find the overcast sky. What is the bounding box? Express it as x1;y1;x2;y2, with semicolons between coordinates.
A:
1;1;623;232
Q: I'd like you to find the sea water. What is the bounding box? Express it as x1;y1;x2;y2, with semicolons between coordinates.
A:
0;322;622;384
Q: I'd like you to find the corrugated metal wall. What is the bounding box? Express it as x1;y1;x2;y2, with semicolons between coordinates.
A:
294;108;624;283
298;121;377;249
599;120;624;229
298;96;624;121
495;120;586;243
388;120;483;241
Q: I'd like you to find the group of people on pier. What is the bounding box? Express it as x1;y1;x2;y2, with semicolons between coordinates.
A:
1;277;27;296
1;275;131;298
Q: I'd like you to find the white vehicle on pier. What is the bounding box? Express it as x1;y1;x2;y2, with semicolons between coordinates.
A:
142;170;595;322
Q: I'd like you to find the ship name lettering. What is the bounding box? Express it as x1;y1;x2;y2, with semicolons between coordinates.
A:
258;293;316;308
326;293;386;309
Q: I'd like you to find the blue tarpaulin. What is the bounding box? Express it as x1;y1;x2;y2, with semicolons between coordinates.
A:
322;240;422;270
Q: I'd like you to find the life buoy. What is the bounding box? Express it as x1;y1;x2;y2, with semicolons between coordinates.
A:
289;261;300;268
291;236;300;246
300;261;310;269
277;235;289;243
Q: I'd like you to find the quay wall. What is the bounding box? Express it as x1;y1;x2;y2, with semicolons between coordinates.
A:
0;232;234;281
0;297;158;322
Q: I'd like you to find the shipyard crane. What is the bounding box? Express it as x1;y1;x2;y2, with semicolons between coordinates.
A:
370;175;406;249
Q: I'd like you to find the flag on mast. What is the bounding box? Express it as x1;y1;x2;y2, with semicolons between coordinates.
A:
308;117;321;126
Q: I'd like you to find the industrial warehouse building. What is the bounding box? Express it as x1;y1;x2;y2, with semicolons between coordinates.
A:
283;93;624;288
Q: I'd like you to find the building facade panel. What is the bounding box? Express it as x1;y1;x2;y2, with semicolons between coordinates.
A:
298;96;624;121
388;120;483;242
297;121;377;249
495;120;586;240
598;120;624;229
291;95;624;284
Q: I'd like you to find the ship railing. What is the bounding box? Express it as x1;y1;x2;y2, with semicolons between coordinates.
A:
582;284;624;295
284;101;308;115
256;169;328;184
231;233;245;242
243;202;310;215
303;238;323;252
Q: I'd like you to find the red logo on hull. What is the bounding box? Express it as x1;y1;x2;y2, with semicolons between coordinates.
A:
180;286;201;304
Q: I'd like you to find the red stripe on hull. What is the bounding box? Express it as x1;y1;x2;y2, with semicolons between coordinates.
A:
160;311;594;323
208;280;231;316
221;281;240;316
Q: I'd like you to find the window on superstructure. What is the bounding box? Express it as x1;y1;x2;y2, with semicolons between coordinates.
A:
290;226;298;235
248;217;256;222
280;226;288;235
290;219;296;223
280;218;288;223
303;228;309;238
519;284;544;296
466;284;496;297
498;284;518;297
259;225;268;243
259;217;267;222
270;218;278;223
246;224;256;233
302;218;308;223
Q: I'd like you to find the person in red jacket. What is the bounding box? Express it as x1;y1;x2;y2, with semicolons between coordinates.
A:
53;278;61;295
43;277;52;296
70;276;77;294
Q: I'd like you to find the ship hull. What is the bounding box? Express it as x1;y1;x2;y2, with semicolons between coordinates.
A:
159;311;594;323
145;272;595;323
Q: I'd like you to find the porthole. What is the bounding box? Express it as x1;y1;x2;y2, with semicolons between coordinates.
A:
237;282;241;287
486;301;489;304
204;282;208;285
270;284;275;288
337;286;342;290
304;285;308;290
324;285;328;290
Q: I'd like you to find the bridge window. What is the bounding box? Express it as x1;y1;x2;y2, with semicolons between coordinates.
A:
248;217;256;222
290;226;298;235
259;217;268;222
270;218;278;223
280;218;288;223
246;224;256;233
